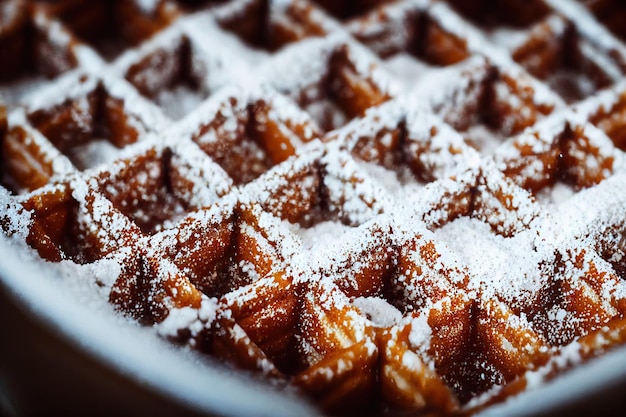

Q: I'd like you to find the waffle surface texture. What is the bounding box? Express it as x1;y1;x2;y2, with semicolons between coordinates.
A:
3;0;626;415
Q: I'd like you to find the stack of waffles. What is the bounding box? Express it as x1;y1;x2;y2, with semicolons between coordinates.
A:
3;0;626;415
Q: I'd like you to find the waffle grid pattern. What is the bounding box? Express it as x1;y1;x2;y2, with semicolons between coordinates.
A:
3;0;626;415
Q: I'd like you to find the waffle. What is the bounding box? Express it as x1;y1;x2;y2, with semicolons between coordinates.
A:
3;0;626;415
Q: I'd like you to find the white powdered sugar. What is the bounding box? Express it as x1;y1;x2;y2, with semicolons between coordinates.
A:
489;26;533;52
554;172;626;245
547;0;626;59
157;296;219;338
534;182;576;206
134;0;160;15
288;219;352;250
259;35;336;97
357;159;423;199
322;146;392;225
24;70;99;112
155;84;208;120
407;313;432;358
353;296;402;327
68;138;123;171
411;56;489;129
102;72;171;133
433;216;545;305
0;187;32;238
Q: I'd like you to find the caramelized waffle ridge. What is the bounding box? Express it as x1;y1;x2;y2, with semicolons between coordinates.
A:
3;0;626;415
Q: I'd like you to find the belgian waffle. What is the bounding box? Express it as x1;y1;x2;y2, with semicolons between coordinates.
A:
3;0;626;415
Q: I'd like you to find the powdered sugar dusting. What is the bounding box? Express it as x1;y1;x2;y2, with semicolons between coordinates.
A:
433;216;545;302
157;296;219;337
